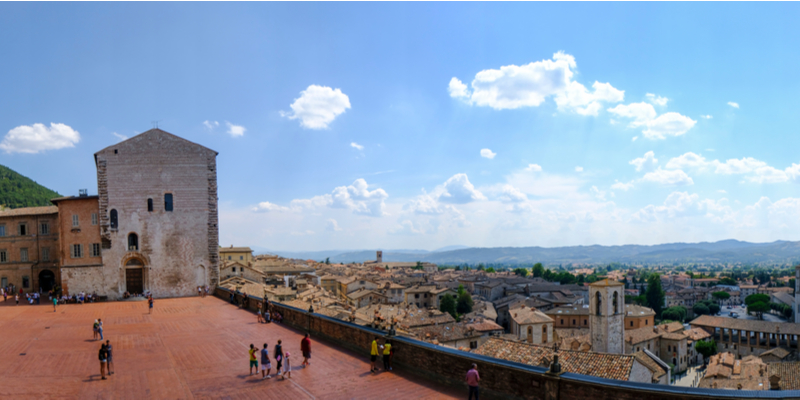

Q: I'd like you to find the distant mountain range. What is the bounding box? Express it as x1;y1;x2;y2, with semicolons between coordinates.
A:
259;240;800;266
0;164;61;209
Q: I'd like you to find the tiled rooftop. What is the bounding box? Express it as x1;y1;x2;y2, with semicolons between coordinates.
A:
0;296;459;399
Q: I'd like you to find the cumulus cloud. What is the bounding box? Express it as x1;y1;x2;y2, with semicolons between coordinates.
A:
611;180;635;191
480;148;496;159
629;151;658;172
225;122;246;137
350;142;364;150
326;218;342;232
499;184;527;203
0;123;80;154
281;85;351;129
608;102;696;140
645;93;669;106
111;132;128;142
203;120;219;130
575;166;583;172
254;178;388;217
590;186;607;201
633;191;731;223
525;164;543;172
728;102;740;109
640;168;694;186
448;52;624;115
664;152;800;184
439;173;486;204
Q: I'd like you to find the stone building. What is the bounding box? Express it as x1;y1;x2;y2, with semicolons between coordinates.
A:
51;194;103;295
589;279;625;354
509;305;554;344
0;206;59;292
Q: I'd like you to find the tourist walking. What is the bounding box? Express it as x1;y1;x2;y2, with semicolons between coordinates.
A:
106;340;114;375
260;343;272;379
98;319;104;340
382;339;392;371
15;293;19;305
301;333;311;368
466;363;480;400
274;340;284;376
148;296;154;314
52;295;58;312
370;336;379;373
249;344;258;376
257;306;263;324
93;320;100;340
280;352;292;380
98;344;109;380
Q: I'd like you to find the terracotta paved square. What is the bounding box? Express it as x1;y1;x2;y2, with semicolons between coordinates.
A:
0;296;460;399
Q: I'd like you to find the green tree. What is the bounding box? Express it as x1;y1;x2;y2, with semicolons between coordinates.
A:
439;294;457;319
718;277;737;286
662;306;687;322
711;291;731;302
456;291;474;314
695;340;717;363
477;263;485;271
532;263;544;278
646;274;665;317
325;257;330;265
745;294;770;306
693;303;710;316
457;284;466;296
414;261;424;270
747;301;770;319
513;268;528;277
485;267;496;273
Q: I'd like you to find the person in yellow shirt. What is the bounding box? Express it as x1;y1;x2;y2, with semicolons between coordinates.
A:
382;340;392;371
249;343;258;376
370;336;379;373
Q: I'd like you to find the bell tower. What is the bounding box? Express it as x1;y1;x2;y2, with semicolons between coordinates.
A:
589;279;625;354
794;265;799;322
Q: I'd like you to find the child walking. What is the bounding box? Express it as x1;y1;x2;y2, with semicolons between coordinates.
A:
281;352;292;380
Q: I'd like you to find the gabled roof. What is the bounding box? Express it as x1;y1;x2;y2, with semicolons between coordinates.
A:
589;279;623;287
95;128;218;156
0;206;58;217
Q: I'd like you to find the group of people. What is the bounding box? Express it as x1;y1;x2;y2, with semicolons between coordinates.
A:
369;336;395;373
93;319;105;341
256;306;283;324
248;333;312;381
197;286;210;298
97;340;115;380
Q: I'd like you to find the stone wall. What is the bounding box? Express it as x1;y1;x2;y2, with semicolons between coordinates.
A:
216;287;793;400
0;211;59;292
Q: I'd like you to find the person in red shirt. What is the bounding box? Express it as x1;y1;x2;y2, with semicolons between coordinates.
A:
466;363;480;400
301;333;311;367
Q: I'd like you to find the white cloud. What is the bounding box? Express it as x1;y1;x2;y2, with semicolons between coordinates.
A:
590;186;607;201
608;103;696;140
225;122;246;137
611;180;635;191
700;115;713;119
439;173;486;204
500;184;527;203
525;164;543;172
326;218;342;232
203;120;219;130
665;152;800;184
645;93;669;106
728;102;740;109
575;166;584;172
480;148;497;159
0;123;80;154
640;168;694;186
406;193;445;215
449;52;623;115
632;136;638;142
629;151;658;172
111;132;128;142
717;190;727;194
255;178;388;217
281;85;351;129
350;142;364;151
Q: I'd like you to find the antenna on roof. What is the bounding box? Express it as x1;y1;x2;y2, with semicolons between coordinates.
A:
152;120;162;129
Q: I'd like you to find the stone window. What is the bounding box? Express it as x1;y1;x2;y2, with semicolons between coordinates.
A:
240;256;243;260
40;222;49;235
630;321;634;327
110;209;118;230
72;215;79;227
20;248;28;262
0;249;7;263
542;325;548;343
147;199;153;212
470;341;478;349
596;292;602;316
0;224;4;237
232;267;236;272
228;256;231;260
164;193;173;212
71;244;83;258
128;233;138;251
18;223;27;236
91;243;101;257
613;291;618;314
645;319;648;325
91;213;98;225
22;276;29;289
42;247;50;261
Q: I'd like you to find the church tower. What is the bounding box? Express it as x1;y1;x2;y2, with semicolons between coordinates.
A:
795;265;799;322
589;279;625;354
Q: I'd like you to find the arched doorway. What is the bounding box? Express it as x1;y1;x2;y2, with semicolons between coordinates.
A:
38;270;55;292
125;258;145;295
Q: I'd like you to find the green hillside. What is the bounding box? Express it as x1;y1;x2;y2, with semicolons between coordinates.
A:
0;164;61;209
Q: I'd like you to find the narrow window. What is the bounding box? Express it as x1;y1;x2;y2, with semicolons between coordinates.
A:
42;248;50;261
164;193;173;212
71;244;83;258
72;215;79;227
0;225;5;237
630;321;634;327
645;320;648;325
147;199;153;212
240;256;243;260
128;233;138;251
228;256;231;260
40;222;49;235
91;213;98;225
0;250;7;263
596;291;602;316
22;276;29;289
19;223;27;236
613;291;618;314
542;325;547;343
110;209;118;229
92;243;101;257
20;248;28;262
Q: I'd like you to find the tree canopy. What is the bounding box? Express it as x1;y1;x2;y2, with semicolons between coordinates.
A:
0;164;61;209
456;291;473;314
532;263;544;278
695;340;717;362
711;291;731;301
439;294;457;319
646;274;666;317
745;294;770;306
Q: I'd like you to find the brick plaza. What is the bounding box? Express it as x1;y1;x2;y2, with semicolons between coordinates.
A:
0;295;459;399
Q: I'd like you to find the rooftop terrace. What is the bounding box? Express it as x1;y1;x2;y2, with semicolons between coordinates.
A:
0;296;458;399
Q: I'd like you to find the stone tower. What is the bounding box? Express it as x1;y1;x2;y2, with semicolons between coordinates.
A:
589;279;625;354
377;251;383;264
795;265;799;322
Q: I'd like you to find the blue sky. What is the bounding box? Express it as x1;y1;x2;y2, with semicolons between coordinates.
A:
2;3;800;251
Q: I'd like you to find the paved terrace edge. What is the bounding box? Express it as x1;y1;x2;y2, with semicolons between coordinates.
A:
217;287;800;400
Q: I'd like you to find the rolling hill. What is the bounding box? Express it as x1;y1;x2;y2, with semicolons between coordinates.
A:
0;164;61;209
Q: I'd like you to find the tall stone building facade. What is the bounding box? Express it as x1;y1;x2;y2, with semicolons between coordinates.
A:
589;279;625;354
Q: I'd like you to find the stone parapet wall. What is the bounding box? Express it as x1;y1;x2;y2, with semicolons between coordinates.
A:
215;287;797;400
